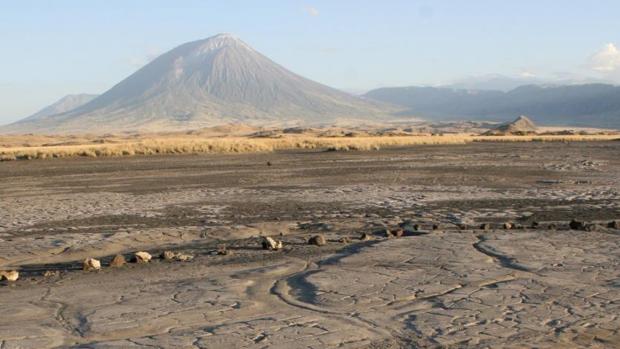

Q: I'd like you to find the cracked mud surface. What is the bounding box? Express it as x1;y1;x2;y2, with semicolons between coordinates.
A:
1;142;619;348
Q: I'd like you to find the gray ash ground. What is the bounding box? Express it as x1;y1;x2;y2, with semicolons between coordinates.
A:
1;142;619;348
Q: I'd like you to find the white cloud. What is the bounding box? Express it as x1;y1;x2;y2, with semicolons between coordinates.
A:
304;6;319;16
519;71;537;78
589;43;620;72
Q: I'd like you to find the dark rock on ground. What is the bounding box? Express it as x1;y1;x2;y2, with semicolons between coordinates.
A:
391;228;404;238
308;234;327;246
570;219;586;230
374;228;391;238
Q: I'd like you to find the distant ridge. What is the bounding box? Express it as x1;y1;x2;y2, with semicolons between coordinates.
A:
24;94;98;122
4;34;392;134
364;84;620;128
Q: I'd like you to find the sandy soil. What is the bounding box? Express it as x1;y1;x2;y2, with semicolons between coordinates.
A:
1;142;619;348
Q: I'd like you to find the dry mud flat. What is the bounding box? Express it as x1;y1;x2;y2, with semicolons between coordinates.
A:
1;141;619;348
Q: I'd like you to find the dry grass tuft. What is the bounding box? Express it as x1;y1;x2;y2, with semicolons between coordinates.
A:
0;134;617;161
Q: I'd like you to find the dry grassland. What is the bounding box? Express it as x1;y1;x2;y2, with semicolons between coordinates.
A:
0;134;618;161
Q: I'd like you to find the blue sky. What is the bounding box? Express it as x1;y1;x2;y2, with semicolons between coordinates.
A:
1;0;620;124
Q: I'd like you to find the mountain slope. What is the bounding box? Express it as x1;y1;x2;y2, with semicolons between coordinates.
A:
22;94;99;122
364;84;620;128
6;34;391;134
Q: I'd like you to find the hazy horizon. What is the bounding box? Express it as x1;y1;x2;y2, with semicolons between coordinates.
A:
2;1;620;124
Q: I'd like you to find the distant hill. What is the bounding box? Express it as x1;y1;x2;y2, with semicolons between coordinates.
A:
364;84;620;128
484;115;537;135
445;74;609;92
4;34;392;134
447;74;544;92
23;94;99;122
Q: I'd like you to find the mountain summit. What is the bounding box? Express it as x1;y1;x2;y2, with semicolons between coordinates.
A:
6;34;390;133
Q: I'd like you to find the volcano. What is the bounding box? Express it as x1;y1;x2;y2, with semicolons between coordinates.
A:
6;34;390;133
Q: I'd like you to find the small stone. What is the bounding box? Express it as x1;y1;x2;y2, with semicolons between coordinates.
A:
432;224;440;230
134;251;152;263
1;270;19;282
83;258;101;271
43;270;60;278
569;219;586;231
608;220;619;229
391;228;404;238
175;253;194;262
217;244;231;255
110;254;126;267
503;222;513;230
274;240;283;250
359;233;372;241
161;250;176;261
339;236;351;243
262;236;283;250
413;224;420;231
480;223;491;230
547;223;557;230
584;223;598;232
530;221;540;229
308;234;327;246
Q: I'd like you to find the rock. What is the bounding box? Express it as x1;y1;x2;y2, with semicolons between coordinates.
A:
547;223;557;230
374;228;391;238
480;223;491;230
134;251;152;263
175;253;194;262
274;240;283;250
530;221;540;229
569;219;586;230
110;254;126;267
1;270;19;282
161;250;176;261
608;220;619;229
503;222;513;230
161;250;193;261
413;224;420;231
432;224;440;230
308;234;327;246
339;236;351;243
359;233;372;241
584;223;598;232
83;258;101;271
43;270;60;278
217;244;231;255
262;236;283;250
391;228;404;238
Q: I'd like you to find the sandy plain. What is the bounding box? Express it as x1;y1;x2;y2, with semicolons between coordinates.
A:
1;141;619;348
